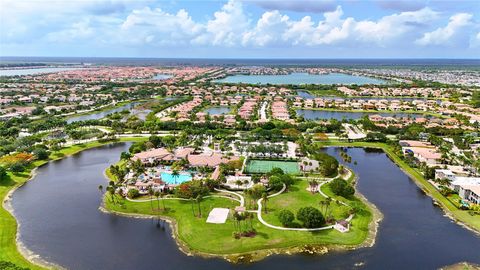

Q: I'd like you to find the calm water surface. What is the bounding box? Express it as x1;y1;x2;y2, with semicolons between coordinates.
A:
215;73;387;85
11;145;480;269
297;109;424;120
204;106;231;115
0;67;82;76
296;91;440;103
66;102;144;123
152;74;173;80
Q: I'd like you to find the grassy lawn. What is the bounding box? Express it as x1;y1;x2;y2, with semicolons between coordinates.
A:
0;137;146;269
246;159;300;174
105;163;373;257
106;190;372;256
261;179;353;227
316;140;480;233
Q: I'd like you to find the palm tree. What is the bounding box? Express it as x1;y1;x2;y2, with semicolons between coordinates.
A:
319;200;326;214
148;187;154;211
190;198;196;217
233;211;241;233
308;179;318;193
196;195;203;217
154;191;161;211
235;179;242;188
262;192;268;213
107;186;116;205
160;190;167;211
131;159;145;177
172;169;180;185
325;197;332;218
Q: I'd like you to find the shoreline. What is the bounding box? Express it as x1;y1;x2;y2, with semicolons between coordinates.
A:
0;139;142;270
100;166;381;263
321;143;480;235
3;167;64;270
10;141;471;269
99;201;381;263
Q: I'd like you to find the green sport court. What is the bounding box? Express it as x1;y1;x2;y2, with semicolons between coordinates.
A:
246;159;300;174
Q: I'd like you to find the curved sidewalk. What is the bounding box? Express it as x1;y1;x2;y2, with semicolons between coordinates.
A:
255;170;354;231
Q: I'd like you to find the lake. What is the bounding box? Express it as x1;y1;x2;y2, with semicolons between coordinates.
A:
66;102;141;123
65;102;155;123
296;91;440;103
152;74;173;80
297;91;316;99
0;67;82;76
10;145;480;269
215;73;387;85
204;106;231;115
297;109;424;120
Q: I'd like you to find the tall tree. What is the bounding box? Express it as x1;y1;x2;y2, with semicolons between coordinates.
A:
262;192;269;213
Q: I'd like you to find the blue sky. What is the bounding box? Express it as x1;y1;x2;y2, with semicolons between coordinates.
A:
1;0;479;58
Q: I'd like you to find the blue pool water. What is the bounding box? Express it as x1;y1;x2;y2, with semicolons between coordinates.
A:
161;172;192;184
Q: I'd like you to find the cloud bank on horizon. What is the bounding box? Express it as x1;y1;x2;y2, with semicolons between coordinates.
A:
1;0;479;58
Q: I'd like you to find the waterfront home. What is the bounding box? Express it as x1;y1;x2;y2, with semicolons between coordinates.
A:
450;177;480;205
435;169;456;181
400;140;441;166
271;99;290;121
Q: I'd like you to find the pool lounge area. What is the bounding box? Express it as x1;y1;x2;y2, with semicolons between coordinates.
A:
128;166;194;194
160;171;192;185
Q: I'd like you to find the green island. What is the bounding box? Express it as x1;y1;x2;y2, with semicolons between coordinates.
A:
103;157;375;262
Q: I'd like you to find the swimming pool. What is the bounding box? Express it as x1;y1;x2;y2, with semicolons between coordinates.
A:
161;172;192;185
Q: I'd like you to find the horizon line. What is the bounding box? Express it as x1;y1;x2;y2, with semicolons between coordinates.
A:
1;56;480;60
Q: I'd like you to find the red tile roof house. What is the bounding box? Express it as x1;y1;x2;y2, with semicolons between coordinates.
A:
188;153;239;167
400;140;442;166
132;148;172;164
132;147;195;164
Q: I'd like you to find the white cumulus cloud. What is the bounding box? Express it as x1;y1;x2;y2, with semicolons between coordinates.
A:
416;13;473;46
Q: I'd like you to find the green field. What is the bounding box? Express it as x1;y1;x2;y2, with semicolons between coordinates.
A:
105;175;373;259
246;159;300;174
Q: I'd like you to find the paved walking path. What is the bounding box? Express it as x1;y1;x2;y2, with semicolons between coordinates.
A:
124;170;353;231
258;101;268;121
255;169;354;231
126;193;242;205
214;188;245;207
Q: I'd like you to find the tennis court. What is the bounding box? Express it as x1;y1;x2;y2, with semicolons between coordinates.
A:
246;159;300;174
